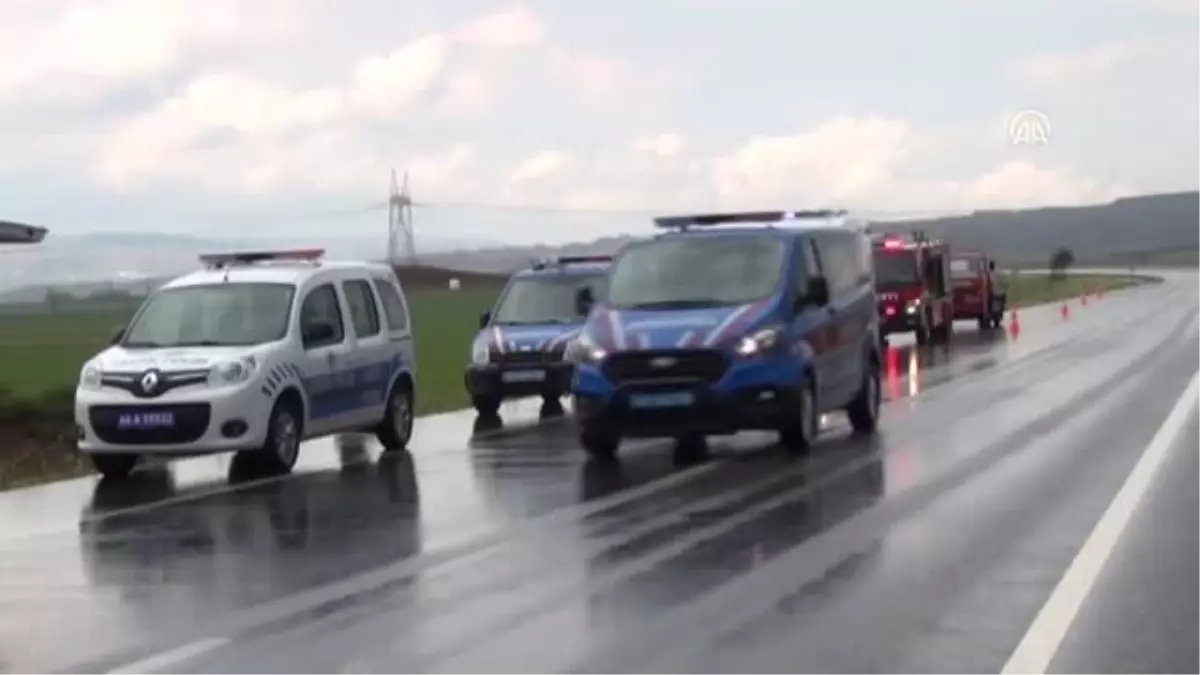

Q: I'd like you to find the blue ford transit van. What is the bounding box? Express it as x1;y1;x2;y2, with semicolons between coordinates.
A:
567;211;881;459
466;256;611;417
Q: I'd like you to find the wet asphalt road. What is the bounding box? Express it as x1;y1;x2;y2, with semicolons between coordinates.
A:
0;270;1196;674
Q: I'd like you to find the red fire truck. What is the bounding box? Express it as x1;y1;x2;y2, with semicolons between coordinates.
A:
950;249;1007;330
871;231;955;347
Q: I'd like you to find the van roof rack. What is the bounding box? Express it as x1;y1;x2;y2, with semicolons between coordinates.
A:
530;255;613;270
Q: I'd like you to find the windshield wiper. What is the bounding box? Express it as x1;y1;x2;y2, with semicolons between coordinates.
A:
121;341;163;348
622;299;723;310
172;340;227;347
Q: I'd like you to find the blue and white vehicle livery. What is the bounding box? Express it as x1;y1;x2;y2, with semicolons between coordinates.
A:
74;249;418;481
465;256;611;417
567;211;882;459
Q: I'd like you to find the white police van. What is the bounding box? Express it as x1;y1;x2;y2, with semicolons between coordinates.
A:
74;249;417;480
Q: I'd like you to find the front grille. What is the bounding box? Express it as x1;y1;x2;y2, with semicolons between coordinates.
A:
101;369;210;399
495;346;565;366
89;403;211;445
603;349;728;385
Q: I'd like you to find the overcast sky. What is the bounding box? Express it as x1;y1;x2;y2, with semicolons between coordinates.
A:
0;0;1196;246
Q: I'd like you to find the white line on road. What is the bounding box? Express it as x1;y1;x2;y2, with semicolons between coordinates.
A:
1000;368;1200;675
110;637;231;674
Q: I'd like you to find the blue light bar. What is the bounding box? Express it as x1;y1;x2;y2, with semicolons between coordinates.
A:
653;210;847;230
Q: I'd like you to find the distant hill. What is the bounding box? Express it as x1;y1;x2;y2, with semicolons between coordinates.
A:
0;190;1194;305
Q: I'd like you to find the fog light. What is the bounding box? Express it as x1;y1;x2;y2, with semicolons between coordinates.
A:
221;420;249;438
757;390;776;401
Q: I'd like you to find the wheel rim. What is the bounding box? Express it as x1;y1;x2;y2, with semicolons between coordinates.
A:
392;390;412;441
274;410;299;465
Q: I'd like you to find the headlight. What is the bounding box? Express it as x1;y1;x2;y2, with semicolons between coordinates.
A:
734;325;785;357
79;364;102;390
905;298;922;315
209;357;257;385
471;342;492;365
566;335;607;364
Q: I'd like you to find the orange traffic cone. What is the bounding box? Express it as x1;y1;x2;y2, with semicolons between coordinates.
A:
1009;304;1021;339
1060;302;1070;320
1081;292;1089;307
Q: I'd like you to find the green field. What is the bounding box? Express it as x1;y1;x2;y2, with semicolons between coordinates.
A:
1000;272;1150;307
0;287;503;415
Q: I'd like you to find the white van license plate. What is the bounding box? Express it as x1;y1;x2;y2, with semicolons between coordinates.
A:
629;392;695;409
502;369;546;383
117;411;176;429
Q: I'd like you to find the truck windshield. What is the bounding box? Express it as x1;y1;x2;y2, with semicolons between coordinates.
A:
606;235;786;310
492;274;606;325
950;257;982;279
122;283;295;348
873;250;920;289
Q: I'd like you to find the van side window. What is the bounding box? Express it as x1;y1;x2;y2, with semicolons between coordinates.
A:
342;279;381;338
793;238;821;294
372;277;410;331
299;284;345;349
813;233;853;296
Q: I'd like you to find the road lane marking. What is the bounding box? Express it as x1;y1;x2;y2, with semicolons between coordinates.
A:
1000;368;1200;675
110;637;231;674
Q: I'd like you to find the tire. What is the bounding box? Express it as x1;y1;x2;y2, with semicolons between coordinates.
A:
540;395;565;418
915;314;930;347
257;398;303;474
580;423;620;460
672;434;709;465
473;394;501;418
376;380;414;451
90;453;138;480
845;360;881;434
780;380;819;455
977;315;990;331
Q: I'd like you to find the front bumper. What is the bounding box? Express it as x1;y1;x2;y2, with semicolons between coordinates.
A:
74;384;272;454
879;309;921;335
574;384;802;438
465;361;574;400
571;351;807;438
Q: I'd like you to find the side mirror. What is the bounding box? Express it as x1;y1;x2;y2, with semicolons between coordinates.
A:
303;321;336;345
806;276;831;307
575;287;595;316
988;260;996;271
479;311;491;329
109;326;125;345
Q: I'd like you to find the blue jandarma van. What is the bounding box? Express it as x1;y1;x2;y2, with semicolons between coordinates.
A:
567;211;882;459
465;256;611;416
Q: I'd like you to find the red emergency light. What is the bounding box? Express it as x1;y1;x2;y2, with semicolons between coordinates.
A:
882;238;907;250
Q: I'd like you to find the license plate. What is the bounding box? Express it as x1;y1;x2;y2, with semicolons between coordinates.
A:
502;369;546;383
629;391;695;409
117;411;176;429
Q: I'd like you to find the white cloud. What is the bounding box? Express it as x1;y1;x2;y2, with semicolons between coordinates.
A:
509;150;569;183
347;34;450;120
453;4;545;48
962;160;1131;209
0;0;310;103
1009;40;1142;87
632;134;686;158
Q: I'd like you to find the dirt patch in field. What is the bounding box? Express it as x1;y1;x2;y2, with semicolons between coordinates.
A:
0;418;89;491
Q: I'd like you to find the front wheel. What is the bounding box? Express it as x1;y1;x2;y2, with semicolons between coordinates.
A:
473;395;501;418
90;453;138;480
580;423;620;461
780;382;819;455
376;382;415;451
255;399;302;474
845;363;881;433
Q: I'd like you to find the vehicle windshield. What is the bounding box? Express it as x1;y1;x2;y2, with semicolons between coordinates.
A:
950;257;982;279
122;283;295;348
606;235;786;310
873;250;921;289
491;274;607;325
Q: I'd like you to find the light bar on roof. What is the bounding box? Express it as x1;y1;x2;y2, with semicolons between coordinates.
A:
555;255;612;265
199;248;325;268
653;209;848;230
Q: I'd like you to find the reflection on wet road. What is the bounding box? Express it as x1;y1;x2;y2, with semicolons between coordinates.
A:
0;271;1196;674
